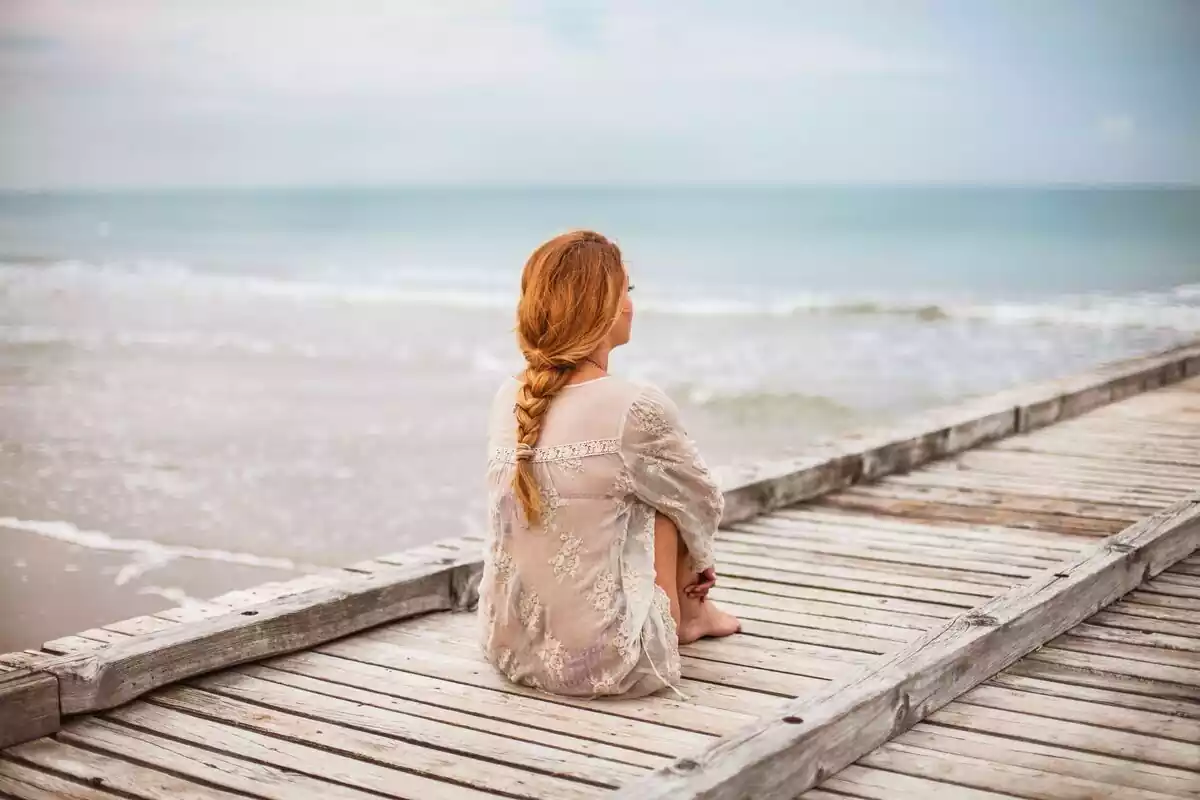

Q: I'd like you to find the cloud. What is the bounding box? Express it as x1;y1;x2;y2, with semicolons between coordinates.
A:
1098;114;1136;143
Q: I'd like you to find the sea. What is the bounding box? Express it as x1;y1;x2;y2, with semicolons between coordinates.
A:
2;185;1198;650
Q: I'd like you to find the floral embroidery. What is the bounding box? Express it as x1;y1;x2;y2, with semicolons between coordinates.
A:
539;485;562;533
627;394;672;438
588;570;617;612
550;531;582;581
518;590;543;632
491;542;515;586
540;635;567;682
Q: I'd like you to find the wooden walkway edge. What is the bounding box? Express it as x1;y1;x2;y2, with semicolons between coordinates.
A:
1;341;1199;796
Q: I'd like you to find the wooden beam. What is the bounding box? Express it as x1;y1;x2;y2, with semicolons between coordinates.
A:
0;670;59;748
0;556;480;723
613;494;1200;800
715;341;1200;524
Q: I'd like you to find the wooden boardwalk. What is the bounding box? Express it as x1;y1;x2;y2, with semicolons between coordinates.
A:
1;344;1198;800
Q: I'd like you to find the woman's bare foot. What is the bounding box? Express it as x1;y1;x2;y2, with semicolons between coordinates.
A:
678;598;741;645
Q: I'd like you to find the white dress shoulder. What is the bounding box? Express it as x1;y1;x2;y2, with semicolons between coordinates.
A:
479;376;724;697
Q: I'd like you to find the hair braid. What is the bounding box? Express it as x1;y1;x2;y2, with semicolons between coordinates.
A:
509;230;625;525
512;364;573;526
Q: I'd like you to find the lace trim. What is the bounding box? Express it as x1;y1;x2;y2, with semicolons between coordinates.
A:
491;438;620;464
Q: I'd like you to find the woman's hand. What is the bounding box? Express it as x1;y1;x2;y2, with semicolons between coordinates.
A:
684;567;717;602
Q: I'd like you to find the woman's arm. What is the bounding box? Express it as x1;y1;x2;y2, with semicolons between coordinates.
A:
621;384;725;572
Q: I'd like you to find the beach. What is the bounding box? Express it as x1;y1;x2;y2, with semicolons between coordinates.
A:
2;185;1198;651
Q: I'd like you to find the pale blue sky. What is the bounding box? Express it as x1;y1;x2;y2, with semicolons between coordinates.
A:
1;0;1197;188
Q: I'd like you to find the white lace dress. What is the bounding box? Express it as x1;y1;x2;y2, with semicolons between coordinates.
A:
480;376;725;697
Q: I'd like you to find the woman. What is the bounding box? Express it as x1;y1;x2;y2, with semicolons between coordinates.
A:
480;229;739;699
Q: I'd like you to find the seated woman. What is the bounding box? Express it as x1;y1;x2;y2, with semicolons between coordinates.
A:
480;230;739;699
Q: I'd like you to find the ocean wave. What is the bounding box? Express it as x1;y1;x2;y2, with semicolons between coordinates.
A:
0;517;327;578
2;258;1199;332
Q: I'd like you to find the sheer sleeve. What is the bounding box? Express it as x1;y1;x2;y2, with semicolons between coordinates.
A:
620;384;724;571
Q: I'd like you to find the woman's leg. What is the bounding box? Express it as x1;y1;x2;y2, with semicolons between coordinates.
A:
653;512;683;629
653;512;740;644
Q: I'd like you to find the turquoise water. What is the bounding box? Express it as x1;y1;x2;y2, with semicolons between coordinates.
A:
2;186;1198;300
1;186;1198;648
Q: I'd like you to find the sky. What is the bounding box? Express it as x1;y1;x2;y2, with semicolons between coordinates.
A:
0;0;1198;188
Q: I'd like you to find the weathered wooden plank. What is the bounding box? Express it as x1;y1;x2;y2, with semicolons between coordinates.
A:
104;702;493;800
892;724;1200;799
839;483;1150;523
265;650;701;760
884;470;1184;507
858;741;1185;800
959;682;1200;742
820;491;1127;536
190;670;646;787
714;575;960;618
927;703;1200;771
723;527;1041;577
376;616;813;710
0;672;59;749
715;563;981;607
612;493;1200;800
1066;622;1200;652
59;716;388;800
712;601;916;645
1005;654;1200;705
13;556;481;719
1113;597;1200;622
239;662;669;768
1048;634;1200;672
714;550;1001;597
148;685;605;799
817;764;1015;799
1086;610;1200;640
774;508;1090;552
751;516;1074;565
710;585;938;630
987;670;1200;721
320;635;763;736
5;738;248;800
0;758;130;799
1025;647;1200;694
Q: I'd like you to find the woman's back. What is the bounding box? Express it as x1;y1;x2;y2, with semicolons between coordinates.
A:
481;375;723;696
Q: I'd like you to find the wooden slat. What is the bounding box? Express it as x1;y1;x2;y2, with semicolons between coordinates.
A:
0;757;130;799
613;494;1200;800
713;576;960;619
857;740;1185;800
147;685;604;799
103;702;493;800
815;764;1015;799
958;682;1200;742
5;738;248;800
318;634;764;736
773;508;1091;552
926;703;1200;771
241;662;668;768
191;669;646;787
1005;654;1200;704
58;717;389;800
988;671;1200;721
888;724;1200;799
264;650;697;761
